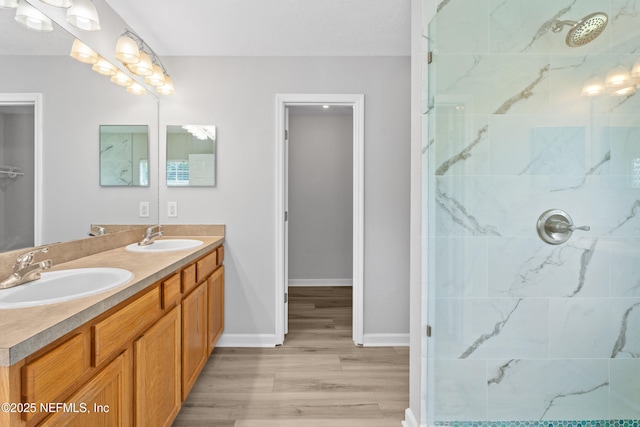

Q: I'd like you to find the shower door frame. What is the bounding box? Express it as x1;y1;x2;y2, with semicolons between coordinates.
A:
0;93;43;247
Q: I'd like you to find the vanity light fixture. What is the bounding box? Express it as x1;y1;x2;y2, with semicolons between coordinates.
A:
125;51;153;76
69;38;98;64
66;0;100;31
155;75;175;95
115;34;140;64
110;70;133;87
15;0;53;31
581;75;605;96
605;65;633;89
39;0;72;7
114;29;174;94
631;58;640;79
126;82;147;96
0;0;18;8
92;56;117;76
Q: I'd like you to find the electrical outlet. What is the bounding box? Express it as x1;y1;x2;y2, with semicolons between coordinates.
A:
139;201;149;218
168;201;178;218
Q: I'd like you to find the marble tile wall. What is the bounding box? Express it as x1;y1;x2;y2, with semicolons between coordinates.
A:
424;0;640;422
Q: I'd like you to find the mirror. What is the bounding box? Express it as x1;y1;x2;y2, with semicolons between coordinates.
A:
166;125;216;187
0;2;160;252
100;125;149;186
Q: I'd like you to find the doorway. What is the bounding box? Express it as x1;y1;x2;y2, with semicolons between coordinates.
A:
0;93;42;251
275;93;364;345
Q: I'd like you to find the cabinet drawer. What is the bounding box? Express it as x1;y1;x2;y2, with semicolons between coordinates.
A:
93;286;161;366
182;263;197;294
217;245;224;265
22;332;91;422
196;250;218;284
162;273;181;309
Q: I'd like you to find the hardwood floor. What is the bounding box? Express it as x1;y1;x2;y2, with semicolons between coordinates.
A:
172;286;409;427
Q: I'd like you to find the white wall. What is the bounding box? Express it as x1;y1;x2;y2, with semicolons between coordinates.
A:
288;112;353;284
158;56;411;341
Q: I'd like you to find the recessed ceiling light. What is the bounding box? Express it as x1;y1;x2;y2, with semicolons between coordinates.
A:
322;105;330;109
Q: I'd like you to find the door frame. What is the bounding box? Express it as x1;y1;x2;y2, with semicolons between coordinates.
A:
0;93;43;246
275;93;365;345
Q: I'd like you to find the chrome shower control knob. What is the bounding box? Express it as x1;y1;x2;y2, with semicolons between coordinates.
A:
536;209;590;245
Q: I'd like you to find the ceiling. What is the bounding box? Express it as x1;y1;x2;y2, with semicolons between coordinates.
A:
104;0;411;57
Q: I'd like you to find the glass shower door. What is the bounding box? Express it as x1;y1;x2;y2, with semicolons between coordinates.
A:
424;0;640;425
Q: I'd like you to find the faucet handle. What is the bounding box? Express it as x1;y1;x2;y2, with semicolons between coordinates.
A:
15;247;49;270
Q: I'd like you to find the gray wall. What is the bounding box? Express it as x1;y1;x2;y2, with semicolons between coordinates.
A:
287;112;353;284
0;55;411;342
158;56;411;341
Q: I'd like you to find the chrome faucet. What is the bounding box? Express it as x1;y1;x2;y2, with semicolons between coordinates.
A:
0;247;53;289
88;225;106;236
138;225;164;246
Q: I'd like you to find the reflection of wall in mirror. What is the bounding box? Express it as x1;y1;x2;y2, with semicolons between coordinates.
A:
189;153;215;186
100;132;147;186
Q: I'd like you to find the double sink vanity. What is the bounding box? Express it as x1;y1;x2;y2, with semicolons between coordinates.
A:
0;224;225;426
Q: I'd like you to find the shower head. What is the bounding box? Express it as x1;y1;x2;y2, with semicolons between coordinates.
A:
551;12;608;47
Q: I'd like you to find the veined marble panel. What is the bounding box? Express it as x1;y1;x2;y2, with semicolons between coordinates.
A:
435;175;549;237
433;53;550;115
611;359;640;419
487;237;610;298
486;359;609;421
430;0;489;54
433;237;488;298
433;359;487;421
611;0;640;54
100;133;133;186
609;238;640;297
433;114;489;176
433;298;548;359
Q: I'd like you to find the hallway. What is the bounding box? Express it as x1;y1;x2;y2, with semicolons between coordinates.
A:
172;286;409;426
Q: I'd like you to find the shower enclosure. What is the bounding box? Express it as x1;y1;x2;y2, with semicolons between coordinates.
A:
424;0;640;425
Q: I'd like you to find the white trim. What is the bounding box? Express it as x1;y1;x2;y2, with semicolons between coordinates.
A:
215;334;278;348
362;333;410;347
275;93;365;346
402;408;420;427
288;279;353;287
0;93;43;246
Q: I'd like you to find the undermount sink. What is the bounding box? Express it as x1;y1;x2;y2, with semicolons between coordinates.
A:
125;239;204;253
0;268;133;309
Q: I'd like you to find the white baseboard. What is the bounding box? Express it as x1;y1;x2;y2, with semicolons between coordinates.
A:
288;279;353;287
362;333;410;347
402;408;419;427
215;334;278;347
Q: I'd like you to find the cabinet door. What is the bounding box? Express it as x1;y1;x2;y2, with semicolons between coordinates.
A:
207;266;225;354
181;282;208;400
134;306;181;427
40;349;132;427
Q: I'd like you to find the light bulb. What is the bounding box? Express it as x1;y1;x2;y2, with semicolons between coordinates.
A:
15;0;53;31
156;75;175;95
115;35;140;64
144;64;165;86
69;39;98;64
91;57;117;76
581;75;605;96
126;83;147;95
605;65;632;88
110;71;133;87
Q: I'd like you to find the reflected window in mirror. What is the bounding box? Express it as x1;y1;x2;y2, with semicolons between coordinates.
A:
99;125;150;186
166;125;216;187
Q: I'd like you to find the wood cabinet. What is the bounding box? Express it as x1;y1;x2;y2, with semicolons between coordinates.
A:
0;243;224;427
207;266;224;353
134;306;181;427
40;349;132;427
181;282;208;400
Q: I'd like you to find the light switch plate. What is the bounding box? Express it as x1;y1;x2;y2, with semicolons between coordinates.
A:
139;201;149;218
168;201;178;217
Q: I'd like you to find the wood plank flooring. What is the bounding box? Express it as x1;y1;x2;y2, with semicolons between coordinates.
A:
172;286;409;427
